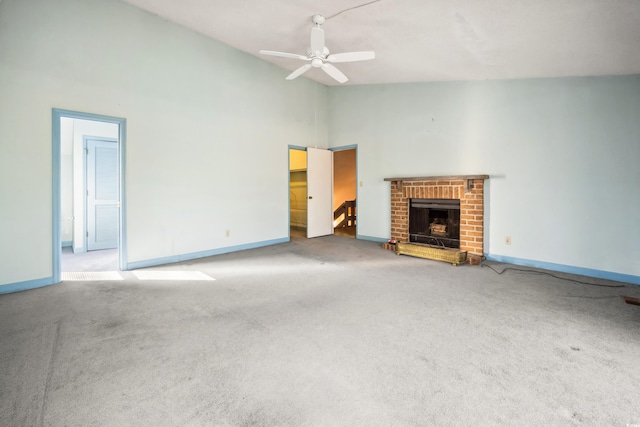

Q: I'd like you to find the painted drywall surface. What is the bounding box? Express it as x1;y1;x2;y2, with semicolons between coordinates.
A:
0;0;327;285
289;149;307;171
333;149;356;211
328;76;640;277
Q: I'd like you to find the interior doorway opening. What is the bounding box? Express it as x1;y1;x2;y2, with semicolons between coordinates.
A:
53;109;126;282
332;147;357;238
288;145;356;241
288;146;334;239
289;147;307;237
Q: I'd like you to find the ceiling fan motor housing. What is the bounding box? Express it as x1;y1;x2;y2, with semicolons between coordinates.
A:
311;14;326;25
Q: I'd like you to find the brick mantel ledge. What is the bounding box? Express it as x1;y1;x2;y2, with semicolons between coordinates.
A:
384;175;489;193
383;174;489;182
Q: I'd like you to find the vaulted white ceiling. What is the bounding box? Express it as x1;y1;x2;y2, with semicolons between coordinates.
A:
121;0;640;86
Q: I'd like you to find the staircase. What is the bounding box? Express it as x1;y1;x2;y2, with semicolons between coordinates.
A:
334;200;356;228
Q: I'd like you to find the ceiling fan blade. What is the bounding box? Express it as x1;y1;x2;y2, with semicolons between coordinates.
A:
310;27;325;56
259;50;308;61
286;64;313;80
321;63;348;84
326;51;375;63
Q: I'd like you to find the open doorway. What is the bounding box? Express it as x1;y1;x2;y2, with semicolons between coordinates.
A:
332;147;357;238
288;146;334;239
289;148;307;239
288;145;357;241
53;109;126;282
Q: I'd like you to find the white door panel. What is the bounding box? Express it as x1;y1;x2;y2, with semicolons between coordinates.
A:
86;139;119;251
307;147;333;238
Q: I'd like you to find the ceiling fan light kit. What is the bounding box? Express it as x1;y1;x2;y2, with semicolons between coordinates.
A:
259;14;375;84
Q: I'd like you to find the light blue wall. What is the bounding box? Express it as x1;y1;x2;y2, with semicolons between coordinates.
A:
0;0;327;287
0;0;637;288
328;76;640;278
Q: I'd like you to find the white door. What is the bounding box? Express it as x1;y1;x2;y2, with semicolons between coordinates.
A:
306;147;333;238
86;139;119;251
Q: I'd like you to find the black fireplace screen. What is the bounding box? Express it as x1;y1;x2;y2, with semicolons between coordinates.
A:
409;198;460;248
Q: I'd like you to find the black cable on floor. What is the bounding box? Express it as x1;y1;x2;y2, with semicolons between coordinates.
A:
480;262;627;288
561;295;622;299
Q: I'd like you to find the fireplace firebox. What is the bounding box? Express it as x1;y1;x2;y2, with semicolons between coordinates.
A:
409;198;460;249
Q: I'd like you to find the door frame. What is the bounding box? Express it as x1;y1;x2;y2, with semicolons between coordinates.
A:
52;109;127;283
329;144;358;238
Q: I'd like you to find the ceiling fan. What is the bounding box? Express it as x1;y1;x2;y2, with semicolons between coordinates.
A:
259;14;375;84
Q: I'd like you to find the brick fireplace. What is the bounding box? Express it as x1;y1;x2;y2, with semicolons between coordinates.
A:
384;175;489;265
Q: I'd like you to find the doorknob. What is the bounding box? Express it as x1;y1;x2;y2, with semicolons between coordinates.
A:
308;196;313;199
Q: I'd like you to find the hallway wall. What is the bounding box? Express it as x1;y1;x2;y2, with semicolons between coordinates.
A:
333;149;356;211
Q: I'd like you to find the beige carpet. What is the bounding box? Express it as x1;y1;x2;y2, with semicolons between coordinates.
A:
2;234;639;426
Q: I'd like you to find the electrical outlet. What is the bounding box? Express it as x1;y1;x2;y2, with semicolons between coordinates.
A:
225;229;230;237
504;236;511;245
